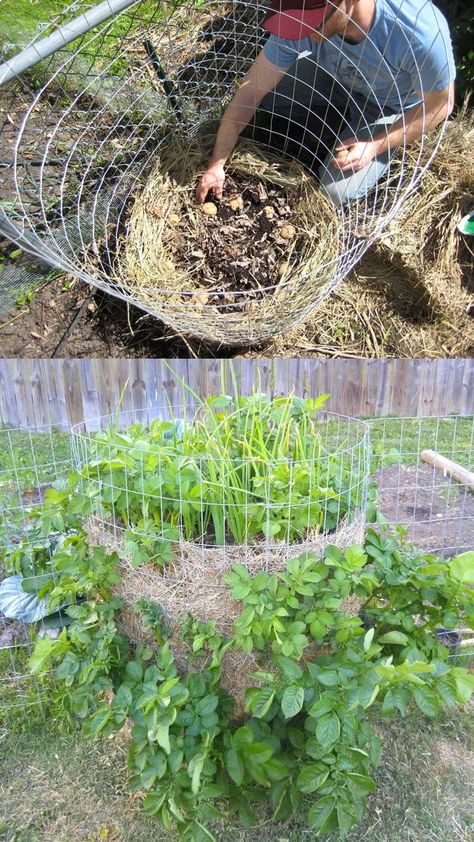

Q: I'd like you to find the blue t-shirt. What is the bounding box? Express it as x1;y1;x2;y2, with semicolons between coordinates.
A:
263;0;456;112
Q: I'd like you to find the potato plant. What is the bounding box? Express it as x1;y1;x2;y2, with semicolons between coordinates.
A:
24;519;474;842
77;391;365;564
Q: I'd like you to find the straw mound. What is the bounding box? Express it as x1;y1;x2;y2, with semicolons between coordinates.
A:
88;516;364;713
119;133;340;343
263;107;474;359
89;514;364;632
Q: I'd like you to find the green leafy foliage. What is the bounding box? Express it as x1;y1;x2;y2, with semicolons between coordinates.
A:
437;1;474;98
75;391;362;556
24;518;474;841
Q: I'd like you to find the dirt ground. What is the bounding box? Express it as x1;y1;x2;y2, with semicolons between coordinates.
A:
0;270;204;358
0;248;472;359
376;463;474;557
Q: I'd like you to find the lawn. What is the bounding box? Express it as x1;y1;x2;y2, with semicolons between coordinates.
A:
0;702;473;842
0;0;66;50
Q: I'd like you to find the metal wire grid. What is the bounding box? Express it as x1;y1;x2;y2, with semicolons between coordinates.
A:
0;0;455;343
371;415;474;558
0;424;73;726
70;406;371;557
1;412;473;720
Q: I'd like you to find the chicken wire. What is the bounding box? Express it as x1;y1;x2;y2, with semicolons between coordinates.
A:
0;0;455;344
1;411;473;722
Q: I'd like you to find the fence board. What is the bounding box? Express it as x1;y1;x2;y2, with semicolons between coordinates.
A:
1;359;474;430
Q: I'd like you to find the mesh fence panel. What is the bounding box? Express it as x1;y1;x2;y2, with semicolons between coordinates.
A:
0;424;72;729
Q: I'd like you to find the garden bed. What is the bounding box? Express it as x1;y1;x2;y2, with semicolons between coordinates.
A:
376;462;474;556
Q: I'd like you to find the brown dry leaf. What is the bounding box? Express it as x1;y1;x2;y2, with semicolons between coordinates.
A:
146;204;163;218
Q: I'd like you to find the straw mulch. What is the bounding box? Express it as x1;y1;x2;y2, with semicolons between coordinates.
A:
258;106;474;359
88;515;365;716
119;133;341;344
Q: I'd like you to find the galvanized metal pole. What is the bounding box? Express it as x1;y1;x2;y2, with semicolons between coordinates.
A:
0;0;139;86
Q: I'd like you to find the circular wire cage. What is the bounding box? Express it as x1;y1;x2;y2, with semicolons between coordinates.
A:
0;0;455;343
71;404;371;568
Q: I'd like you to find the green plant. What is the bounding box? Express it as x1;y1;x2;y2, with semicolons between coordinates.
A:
77;389;365;565
437;1;474;98
26;521;474;841
14;290;34;308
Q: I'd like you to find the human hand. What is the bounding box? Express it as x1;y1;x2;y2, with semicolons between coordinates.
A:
195;161;226;203
330;137;384;172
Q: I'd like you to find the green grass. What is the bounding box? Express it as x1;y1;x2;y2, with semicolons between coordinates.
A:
368;417;474;473
0;428;72;493
0;1;67;50
0;0;168;71
0;701;472;842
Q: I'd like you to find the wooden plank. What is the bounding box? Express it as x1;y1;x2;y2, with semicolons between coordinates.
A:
62;360;84;428
461;360;474;415
46;360;69;429
420;449;474;490
0;360;20;427
30;360;50;427
80;360;101;426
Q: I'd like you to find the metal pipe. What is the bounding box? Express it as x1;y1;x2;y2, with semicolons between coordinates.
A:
143;39;184;123
0;0;139;87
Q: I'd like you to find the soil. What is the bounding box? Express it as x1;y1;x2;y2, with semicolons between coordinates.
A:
0;268;210;358
168;173;301;304
1;237;472;358
375;462;474;557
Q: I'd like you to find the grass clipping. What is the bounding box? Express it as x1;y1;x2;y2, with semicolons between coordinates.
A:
120;133;339;342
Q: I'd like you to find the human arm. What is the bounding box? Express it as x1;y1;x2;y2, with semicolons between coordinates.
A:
331;83;455;172
195;50;288;202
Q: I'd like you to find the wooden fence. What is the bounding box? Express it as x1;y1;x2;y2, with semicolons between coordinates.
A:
0;358;473;429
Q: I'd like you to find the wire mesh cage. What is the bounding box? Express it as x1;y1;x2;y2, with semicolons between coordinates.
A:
70;403;368;624
0;424;72;729
70;401;371;706
371;415;474;559
1;410;474;721
0;0;456;343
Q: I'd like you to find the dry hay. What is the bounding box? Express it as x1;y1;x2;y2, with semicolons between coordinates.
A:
88;515;364;713
251;107;474;359
118;132;340;345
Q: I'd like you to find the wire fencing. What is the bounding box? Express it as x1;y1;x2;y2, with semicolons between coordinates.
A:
0;0;456;342
1;411;473;725
0;425;73;729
